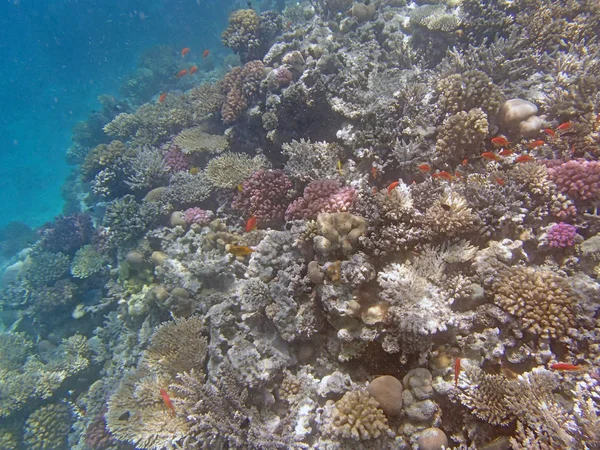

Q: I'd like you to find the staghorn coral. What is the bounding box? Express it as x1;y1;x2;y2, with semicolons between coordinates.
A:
220;61;266;124
205;152;270;189
492;266;579;339
436;108;489;161
125;146;170;193
282;139;342;182
313;212;368;257
141;316;208;379
70;244;108;278
173;126;228;155
231;169;292;228
23;403;71;450
285;179;357;221
326;390;391;441
436;69;504;118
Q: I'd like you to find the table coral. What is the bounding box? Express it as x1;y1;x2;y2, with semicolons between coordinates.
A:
282;139;342;182
205;152;270;189
492;266;579;339
173;126;228;155
231;169;292;228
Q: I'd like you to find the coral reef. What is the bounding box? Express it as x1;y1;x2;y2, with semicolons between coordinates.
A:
173;126;228;155
285;180;357;220
205;152;270;189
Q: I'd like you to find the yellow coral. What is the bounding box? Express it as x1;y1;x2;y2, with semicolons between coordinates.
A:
174;126;228;154
328;390;390;441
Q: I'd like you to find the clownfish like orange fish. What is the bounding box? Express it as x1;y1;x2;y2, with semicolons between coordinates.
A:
203;49;210;59
549;363;582;371
454;357;461;386
160;388;176;416
245;215;257;232
158;92;167;103
387;181;399;194
177;69;188;78
189;66;198;74
181;47;190;57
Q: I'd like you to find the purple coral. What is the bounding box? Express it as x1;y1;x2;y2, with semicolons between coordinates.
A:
164;145;193;172
232;169;292;227
274;66;293;87
39;213;93;255
547;222;577;248
183;207;214;226
285;179;357;221
546;159;600;202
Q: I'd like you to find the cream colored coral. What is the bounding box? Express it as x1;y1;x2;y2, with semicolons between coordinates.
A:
459;367;513;425
314;212;368;257
174;126;228;154
492;267;579;339
329;390;390;441
205;152;270;188
424;190;475;238
23;403;71;450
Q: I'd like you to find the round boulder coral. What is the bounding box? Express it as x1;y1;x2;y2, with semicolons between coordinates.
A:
366;375;403;417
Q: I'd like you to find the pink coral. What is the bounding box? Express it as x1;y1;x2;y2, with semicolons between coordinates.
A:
164;145;193;172
546;159;600;202
232;169;292;228
183;207;214;225
547;222;577;248
285;179;357;220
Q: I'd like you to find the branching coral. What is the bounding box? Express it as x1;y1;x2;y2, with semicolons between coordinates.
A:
231;169;292;228
103;195;160;246
70;244;108;278
165;171;213;207
459;366;514;426
423;189;476;238
435;108;489;161
38;213;93;255
326;390;391;441
220;61;267;123
125;146;170;193
173;126;228;155
24;250;70;288
221;9;282;63
313;212;367;257
285;180;357;221
491;266;579;339
205;152;270;189
81;140;132;182
282;139;342;182
546;159;600;203
23;403;71;450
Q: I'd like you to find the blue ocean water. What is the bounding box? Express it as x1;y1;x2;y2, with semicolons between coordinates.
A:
0;0;227;228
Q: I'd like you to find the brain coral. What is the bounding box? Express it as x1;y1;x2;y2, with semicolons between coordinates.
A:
492;266;579;339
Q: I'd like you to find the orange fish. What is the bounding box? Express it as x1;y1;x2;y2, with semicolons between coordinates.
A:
177;69;188;78
454;171;462;179
528;140;545;149
515;154;535;163
549;363;581;371
203;49;210;59
491;136;510;146
181;47;190;57
245;215;257;232
190;66;198;74
371;167;378;179
432;171;453;181
418;163;431;173
499;148;513;157
543;128;556;137
158;92;167;103
454;358;461;386
556;121;572;131
461;159;468;166
227;245;254;257
160;388;176;416
481;152;499;161
495;177;505;186
387;181;399;194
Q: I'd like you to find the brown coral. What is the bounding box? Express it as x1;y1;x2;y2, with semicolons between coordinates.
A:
492;266;579;339
437;70;504;117
328;390;391;441
221;9;260;61
424;190;476;238
436;108;489;161
81;140;131;181
220;61;266;124
459;367;513;426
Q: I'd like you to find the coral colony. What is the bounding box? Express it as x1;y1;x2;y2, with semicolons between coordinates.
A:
2;1;600;449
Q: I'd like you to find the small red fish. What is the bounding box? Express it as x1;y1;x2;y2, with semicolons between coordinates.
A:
556;121;572;131
499;148;514;157
461;159;468;166
158;92;167;103
371;166;378;179
481;152;499;161
181;47;190;57
418;163;431;173
495;177;505;186
245;215;257;232
203;49;210;59
387;181;399;194
160;388;176;415
528;140;545;149
433;171;453;181
454;357;461;386
189;65;198;74
543;128;556;137
515;154;535;163
549;363;581;371
177;69;188;78
491;136;510;146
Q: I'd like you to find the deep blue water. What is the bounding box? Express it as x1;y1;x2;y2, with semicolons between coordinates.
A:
0;0;228;228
